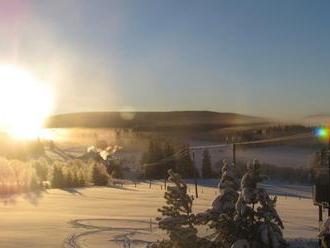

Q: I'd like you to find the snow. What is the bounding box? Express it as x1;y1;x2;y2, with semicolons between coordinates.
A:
260;182;312;199
0;182;321;247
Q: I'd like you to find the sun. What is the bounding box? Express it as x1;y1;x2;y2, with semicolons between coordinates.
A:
0;64;54;139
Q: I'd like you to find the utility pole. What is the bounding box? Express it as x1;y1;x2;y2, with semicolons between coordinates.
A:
328;136;330;216
232;143;236;165
192;151;198;198
164;169;167;190
319;205;323;247
314;127;330;247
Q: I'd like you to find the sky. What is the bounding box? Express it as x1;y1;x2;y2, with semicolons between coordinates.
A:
0;0;329;119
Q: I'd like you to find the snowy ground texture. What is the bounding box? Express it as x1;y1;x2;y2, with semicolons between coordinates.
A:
0;182;321;247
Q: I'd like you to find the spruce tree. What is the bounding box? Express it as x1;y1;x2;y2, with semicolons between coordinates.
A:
144;140;155;177
92;163;109;186
202;149;213;178
51;165;65;188
234;160;288;247
32;159;49;182
196;160;240;246
66;171;74;187
195;160;288;247
78;172;86;187
73;171;80;187
175;145;194;178
198;160;239;218
143;139;164;179
111;161;123;179
155;170;210;248
163;143;176;177
30;173;41;192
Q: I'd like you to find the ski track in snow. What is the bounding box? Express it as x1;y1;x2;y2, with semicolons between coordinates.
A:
64;218;158;248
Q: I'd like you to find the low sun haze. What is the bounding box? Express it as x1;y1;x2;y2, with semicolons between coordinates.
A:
0;0;329;119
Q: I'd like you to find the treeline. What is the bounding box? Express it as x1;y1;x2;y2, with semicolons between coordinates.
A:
51;160;110;188
263;165;314;184
202;150;314;183
234;162;314;184
214;160;314;184
142;139;196;179
142;138;315;183
0;157;113;195
142;139;217;179
229;124;312;144
203;147;316;183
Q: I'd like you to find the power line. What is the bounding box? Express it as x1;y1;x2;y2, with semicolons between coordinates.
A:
143;148;190;167
237;132;312;145
190;132;312;150
144;132;313;167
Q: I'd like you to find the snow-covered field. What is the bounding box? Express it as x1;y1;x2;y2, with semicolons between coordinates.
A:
0;182;321;247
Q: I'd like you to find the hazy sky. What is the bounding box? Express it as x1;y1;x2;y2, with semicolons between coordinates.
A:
0;0;329;118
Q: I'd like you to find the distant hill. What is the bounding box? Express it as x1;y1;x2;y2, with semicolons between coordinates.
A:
45;111;268;131
303;114;330;125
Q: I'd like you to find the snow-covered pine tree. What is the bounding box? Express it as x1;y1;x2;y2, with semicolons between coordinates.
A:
234;159;288;248
215;160;240;215
154;169;210;248
51;164;65;188
197;160;239;221
92;163;109;186
196;160;240;246
154;160;288;248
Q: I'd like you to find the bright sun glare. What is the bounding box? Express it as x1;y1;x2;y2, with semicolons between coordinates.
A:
0;64;54;140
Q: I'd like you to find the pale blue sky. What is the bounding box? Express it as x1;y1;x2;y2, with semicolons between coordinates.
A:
0;0;329;118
